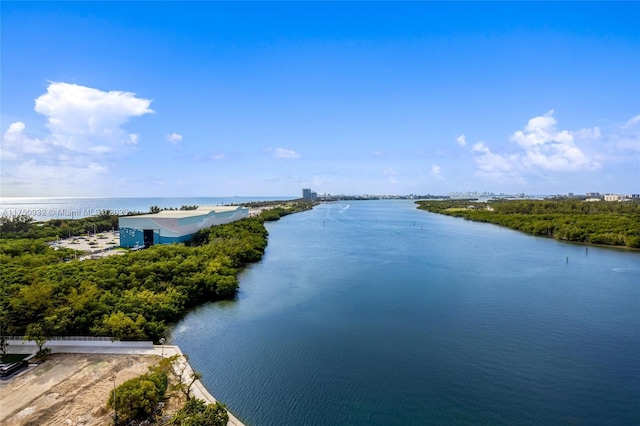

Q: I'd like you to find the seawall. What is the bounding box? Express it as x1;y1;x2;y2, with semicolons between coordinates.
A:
4;337;245;426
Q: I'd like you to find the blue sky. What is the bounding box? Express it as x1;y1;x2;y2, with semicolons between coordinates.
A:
1;2;639;197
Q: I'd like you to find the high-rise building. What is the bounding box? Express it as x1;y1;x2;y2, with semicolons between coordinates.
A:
303;188;312;200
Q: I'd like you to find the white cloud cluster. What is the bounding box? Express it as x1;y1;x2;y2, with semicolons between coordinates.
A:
456;134;466;146
33;82;153;153
274;147;301;159
3;82;153;159
610;114;640;153
623;114;640;129
470;110;601;181
1;122;48;159
510;110;599;172
127;133;140;145
1;82;153;195
166;132;183;144
472;142;520;182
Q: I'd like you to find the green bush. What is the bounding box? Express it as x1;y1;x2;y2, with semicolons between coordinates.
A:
107;370;168;424
170;398;229;426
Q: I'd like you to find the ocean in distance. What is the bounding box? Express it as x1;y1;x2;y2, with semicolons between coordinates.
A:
0;196;294;221
170;200;640;425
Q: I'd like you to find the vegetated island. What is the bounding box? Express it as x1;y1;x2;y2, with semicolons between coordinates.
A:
1;200;315;424
0;200;315;343
416;198;640;249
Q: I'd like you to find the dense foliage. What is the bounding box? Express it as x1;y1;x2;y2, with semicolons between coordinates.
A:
0;213;120;240
0;202;314;342
170;398;229;426
416;199;640;248
107;362;170;424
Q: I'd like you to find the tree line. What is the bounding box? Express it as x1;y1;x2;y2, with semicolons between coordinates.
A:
416;199;640;249
0;201;314;343
0;213;120;240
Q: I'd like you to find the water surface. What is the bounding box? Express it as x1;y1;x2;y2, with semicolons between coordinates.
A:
172;200;640;425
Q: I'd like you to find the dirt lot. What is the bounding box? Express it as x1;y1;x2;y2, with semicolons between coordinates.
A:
52;231;120;253
0;353;182;426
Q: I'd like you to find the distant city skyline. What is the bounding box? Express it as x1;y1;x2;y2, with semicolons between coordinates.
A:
1;2;638;198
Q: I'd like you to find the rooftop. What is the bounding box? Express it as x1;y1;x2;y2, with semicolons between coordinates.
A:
129;205;243;219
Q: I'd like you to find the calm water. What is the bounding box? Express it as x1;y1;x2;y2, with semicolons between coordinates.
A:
171;200;640;425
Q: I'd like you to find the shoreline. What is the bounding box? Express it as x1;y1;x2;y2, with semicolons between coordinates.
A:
416;207;640;252
1;338;246;426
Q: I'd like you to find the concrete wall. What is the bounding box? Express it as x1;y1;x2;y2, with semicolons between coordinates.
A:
6;338;154;355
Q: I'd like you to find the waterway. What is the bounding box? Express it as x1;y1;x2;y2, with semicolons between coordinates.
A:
171;200;640;425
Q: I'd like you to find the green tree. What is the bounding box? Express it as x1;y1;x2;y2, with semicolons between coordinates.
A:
96;311;147;341
0;214;34;235
170;398;229;426
107;370;168;424
24;322;50;357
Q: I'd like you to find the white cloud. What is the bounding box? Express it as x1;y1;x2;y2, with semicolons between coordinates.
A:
2;121;49;157
510;110;599;172
89;145;111;154
623;114;640;129
0;146;19;161
166;132;183;144
609;114;640;153
472;143;517;174
274;147;301;159
573;127;601;140
472;142;488;154
373;150;384;157
383;168;398;176
128;133;140;145
87;162;109;173
469;111;603;185
456;134;467;146
211;153;226;160
0;82;153;196
34;82;153;152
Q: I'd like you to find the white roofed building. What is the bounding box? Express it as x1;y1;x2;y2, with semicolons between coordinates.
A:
118;206;248;248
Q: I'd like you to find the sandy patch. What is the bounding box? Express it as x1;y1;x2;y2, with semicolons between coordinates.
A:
51;231;120;253
0;354;181;426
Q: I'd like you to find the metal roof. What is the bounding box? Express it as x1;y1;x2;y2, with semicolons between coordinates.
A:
129;206;244;219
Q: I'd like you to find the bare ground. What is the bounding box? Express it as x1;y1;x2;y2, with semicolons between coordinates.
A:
0;353;183;426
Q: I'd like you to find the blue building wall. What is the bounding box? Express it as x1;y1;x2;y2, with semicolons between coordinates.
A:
119;228;193;247
118;207;248;248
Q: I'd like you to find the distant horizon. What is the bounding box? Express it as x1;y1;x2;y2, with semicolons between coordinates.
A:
2;2;638;197
1;189;637;202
